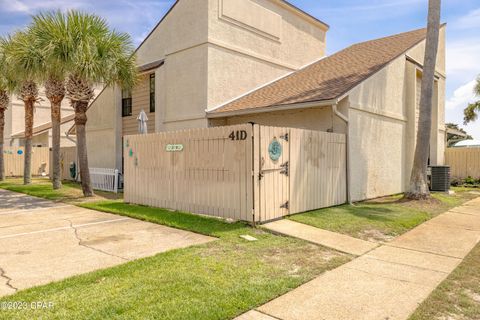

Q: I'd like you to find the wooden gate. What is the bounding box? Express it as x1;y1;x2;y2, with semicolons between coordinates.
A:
124;124;346;223
257;126;291;221
255;126;347;223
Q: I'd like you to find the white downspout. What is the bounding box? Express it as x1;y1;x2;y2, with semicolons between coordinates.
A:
332;104;352;205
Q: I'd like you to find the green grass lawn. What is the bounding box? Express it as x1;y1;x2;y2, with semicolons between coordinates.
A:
289;188;479;242
409;242;480;320
0;178;122;202
0;181;350;320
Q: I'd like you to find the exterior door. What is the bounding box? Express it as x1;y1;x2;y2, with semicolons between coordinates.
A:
258;126;290;222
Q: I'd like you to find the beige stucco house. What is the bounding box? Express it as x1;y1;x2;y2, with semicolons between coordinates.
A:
76;0;446;202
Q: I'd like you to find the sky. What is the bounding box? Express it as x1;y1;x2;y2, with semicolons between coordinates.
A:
0;0;479;139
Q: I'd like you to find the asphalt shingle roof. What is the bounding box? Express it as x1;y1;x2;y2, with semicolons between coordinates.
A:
210;28;428;115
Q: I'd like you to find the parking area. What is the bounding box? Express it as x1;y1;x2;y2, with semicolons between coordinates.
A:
0;189;215;297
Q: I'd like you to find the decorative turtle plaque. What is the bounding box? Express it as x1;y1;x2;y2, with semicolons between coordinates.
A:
268;138;282;161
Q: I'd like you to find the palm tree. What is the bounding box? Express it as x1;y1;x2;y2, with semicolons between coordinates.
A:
1;32;42;185
32;11;137;196
464;76;480;124
28;12;69;190
406;0;442;199
0;50;10;181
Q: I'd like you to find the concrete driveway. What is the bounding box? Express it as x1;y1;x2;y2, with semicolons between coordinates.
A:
0;189;215;297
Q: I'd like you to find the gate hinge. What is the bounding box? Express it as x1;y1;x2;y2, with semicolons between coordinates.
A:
258;172;264;180
280;201;289;210
280;133;289;142
280;161;289;176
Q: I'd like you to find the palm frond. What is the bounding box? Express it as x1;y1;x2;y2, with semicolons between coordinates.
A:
30;10;138;99
464;101;480;125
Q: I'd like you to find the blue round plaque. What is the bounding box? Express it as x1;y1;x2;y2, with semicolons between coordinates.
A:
17;149;23;155
268;139;282;161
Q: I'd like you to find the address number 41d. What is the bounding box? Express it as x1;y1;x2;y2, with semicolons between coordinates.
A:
229;130;248;141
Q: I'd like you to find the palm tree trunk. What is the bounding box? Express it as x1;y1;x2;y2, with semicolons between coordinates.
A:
24;99;34;185
51;100;62;189
45;78;65;190
0;108;5;181
73;100;93;197
407;0;441;199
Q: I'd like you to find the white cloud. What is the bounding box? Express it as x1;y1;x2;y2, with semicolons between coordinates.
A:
0;0;88;13
446;38;480;74
455;8;480;29
446;79;477;111
0;0;29;13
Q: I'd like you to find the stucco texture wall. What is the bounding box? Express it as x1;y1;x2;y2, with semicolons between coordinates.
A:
206;0;327;110
85;87;120;169
6;89;74;146
215;104;347;134
348;28;446;202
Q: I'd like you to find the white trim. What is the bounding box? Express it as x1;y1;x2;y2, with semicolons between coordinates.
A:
207;55;328;113
207;99;336;118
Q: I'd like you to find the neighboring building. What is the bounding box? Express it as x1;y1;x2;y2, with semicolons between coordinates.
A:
453;140;480;148
72;0;446;202
4;90;76;148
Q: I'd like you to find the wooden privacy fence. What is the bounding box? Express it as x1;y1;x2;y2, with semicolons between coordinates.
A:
124;124;347;223
445;147;480;179
57;147;77;181
3;147;50;177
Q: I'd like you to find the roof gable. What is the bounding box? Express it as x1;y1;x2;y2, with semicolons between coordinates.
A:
209;27;429;115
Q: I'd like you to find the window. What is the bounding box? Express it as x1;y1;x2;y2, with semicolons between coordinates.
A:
122;89;132;117
149;73;155;113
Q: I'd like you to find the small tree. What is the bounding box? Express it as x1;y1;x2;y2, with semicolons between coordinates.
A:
464;76;480;124
1;32;41;185
33;11;137;196
406;0;442;200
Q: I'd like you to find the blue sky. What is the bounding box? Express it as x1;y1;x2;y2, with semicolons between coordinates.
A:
0;0;479;138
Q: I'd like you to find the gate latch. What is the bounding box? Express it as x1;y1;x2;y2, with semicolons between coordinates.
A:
280;201;289;210
280;133;289;142
280;161;289;176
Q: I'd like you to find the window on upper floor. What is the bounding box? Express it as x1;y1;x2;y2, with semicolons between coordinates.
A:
150;73;155;113
122;89;132;117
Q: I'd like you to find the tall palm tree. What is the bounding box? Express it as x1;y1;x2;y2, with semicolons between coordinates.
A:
406;0;442;199
1;32;42;185
28;12;69;190
32;11;137;196
0;50;10;181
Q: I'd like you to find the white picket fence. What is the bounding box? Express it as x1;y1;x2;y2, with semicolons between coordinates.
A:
90;168;120;193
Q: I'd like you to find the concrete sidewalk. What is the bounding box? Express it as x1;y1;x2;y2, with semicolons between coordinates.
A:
239;198;480;320
263;219;378;256
0;189;215;297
